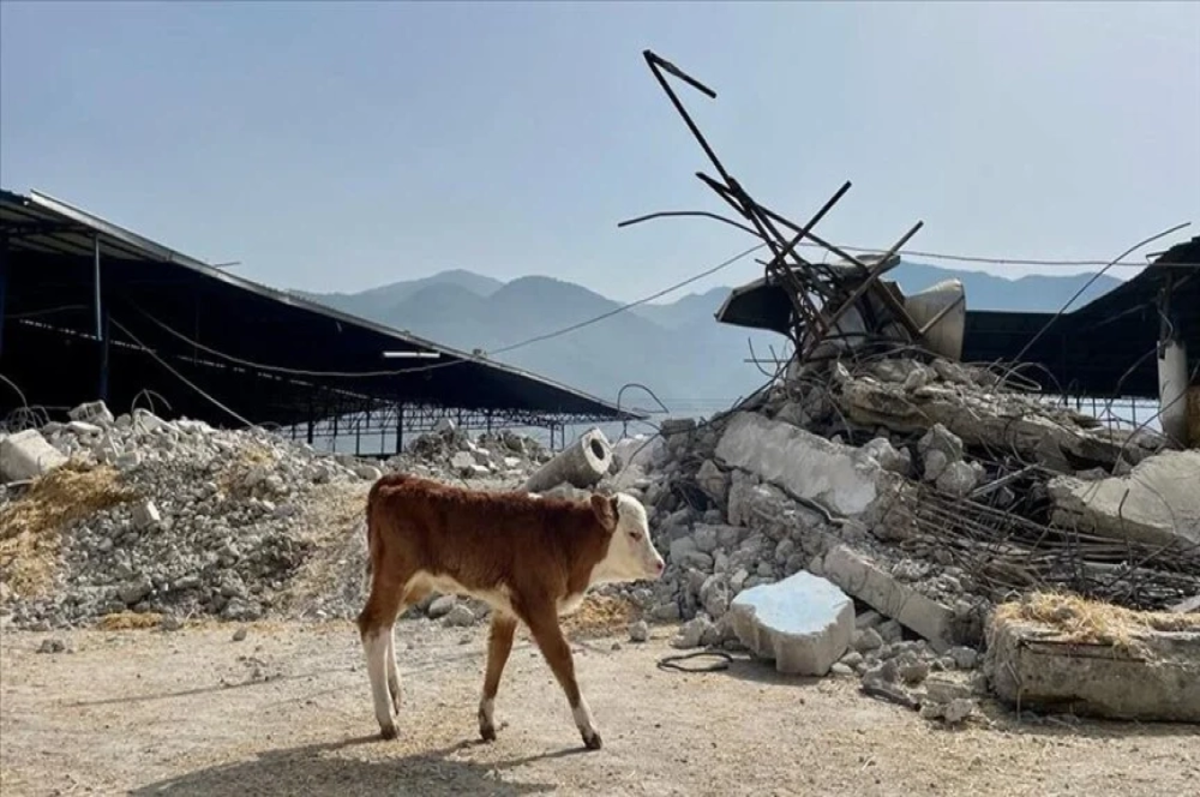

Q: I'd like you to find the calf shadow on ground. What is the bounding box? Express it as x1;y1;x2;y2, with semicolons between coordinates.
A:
128;735;575;797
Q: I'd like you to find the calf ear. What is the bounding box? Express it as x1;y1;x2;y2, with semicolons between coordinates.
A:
590;493;618;532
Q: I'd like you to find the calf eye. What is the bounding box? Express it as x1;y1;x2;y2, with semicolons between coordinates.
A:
628;531;641;541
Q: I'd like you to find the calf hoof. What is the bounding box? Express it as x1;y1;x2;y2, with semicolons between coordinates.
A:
379;722;399;741
582;730;603;751
480;723;497;743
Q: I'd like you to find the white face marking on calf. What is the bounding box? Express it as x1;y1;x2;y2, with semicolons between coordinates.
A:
591;493;665;585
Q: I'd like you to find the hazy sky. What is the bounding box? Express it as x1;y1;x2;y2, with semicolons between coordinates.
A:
2;1;1198;303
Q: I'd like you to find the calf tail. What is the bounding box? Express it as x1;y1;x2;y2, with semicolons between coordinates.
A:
362;472;415;583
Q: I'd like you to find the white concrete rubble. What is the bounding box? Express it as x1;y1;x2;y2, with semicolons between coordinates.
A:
715;412;888;517
1047;449;1200;547
1;429;68;483
727;571;855;676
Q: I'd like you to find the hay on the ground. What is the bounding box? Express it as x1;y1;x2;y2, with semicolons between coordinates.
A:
0;462;136;597
97;611;164;631
994;591;1200;654
561;594;640;639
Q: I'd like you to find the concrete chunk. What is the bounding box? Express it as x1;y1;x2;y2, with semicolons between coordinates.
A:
822;545;954;653
0;429;68;482
985;612;1200;723
1048;450;1200;547
728;571;854;676
715;412;888;516
69;401;115;426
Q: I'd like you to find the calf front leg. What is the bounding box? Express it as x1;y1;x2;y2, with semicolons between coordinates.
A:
522;602;601;751
479;612;517;742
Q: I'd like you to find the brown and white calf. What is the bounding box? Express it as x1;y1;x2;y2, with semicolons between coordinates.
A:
356;473;665;750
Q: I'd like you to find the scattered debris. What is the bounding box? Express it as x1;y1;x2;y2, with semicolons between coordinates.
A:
36;637;67;654
0;402;549;630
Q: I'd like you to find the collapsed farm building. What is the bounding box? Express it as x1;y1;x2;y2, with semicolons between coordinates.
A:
2;51;1199;727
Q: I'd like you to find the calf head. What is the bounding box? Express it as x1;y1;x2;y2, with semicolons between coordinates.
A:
589;492;665;584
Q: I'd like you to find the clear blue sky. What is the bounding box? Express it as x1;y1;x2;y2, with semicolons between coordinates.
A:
2;1;1198;303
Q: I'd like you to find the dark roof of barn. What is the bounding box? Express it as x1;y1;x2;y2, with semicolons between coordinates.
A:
0;188;643;426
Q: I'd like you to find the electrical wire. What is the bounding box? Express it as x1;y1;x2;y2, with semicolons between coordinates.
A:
108;316;255;427
487;242;765;355
1014;222;1190;363
792;240;1199;270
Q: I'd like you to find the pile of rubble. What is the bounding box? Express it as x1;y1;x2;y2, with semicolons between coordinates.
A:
0;403;546;630
385;421;552;484
603;354;1200;723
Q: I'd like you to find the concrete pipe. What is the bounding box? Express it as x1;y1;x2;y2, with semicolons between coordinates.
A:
522;428;613;494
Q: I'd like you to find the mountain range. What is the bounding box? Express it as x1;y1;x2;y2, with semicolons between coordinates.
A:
296;263;1122;414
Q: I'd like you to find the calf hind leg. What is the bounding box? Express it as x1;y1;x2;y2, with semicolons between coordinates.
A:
479;613;517;742
387;582;429;714
357;577;408;740
523;604;602;751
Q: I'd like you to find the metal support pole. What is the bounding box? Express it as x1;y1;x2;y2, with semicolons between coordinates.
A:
306;392;315;445
93;235;111;401
358;408;369;457
93;235;102;339
1158;273;1188;446
99;310;111;402
0;234;8;358
395;404;404;454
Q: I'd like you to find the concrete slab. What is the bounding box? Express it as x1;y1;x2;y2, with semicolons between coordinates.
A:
1;429;68;483
715;412;888;517
1048;450;1200;547
727;571;854;676
822;545;954;653
985;614;1200;723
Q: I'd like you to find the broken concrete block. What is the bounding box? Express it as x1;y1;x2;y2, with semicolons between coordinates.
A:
822;545;954;653
695;459;729;506
985;611;1200;723
1048;450;1200;548
672;615;714;649
132;499;161;530
449;451;475;472
935;460;978;497
922;449;950;482
715;412;891;517
857;437;913;477
923;672;972;704
727;570;854;676
0;430;68;483
354;464;383;481
69;401;115;426
942;698;976;724
918;423;964;463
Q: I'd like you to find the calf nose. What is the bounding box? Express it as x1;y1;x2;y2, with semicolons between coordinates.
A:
655;560;664;573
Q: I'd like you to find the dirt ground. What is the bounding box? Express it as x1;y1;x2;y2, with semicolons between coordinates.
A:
2;619;1197;797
